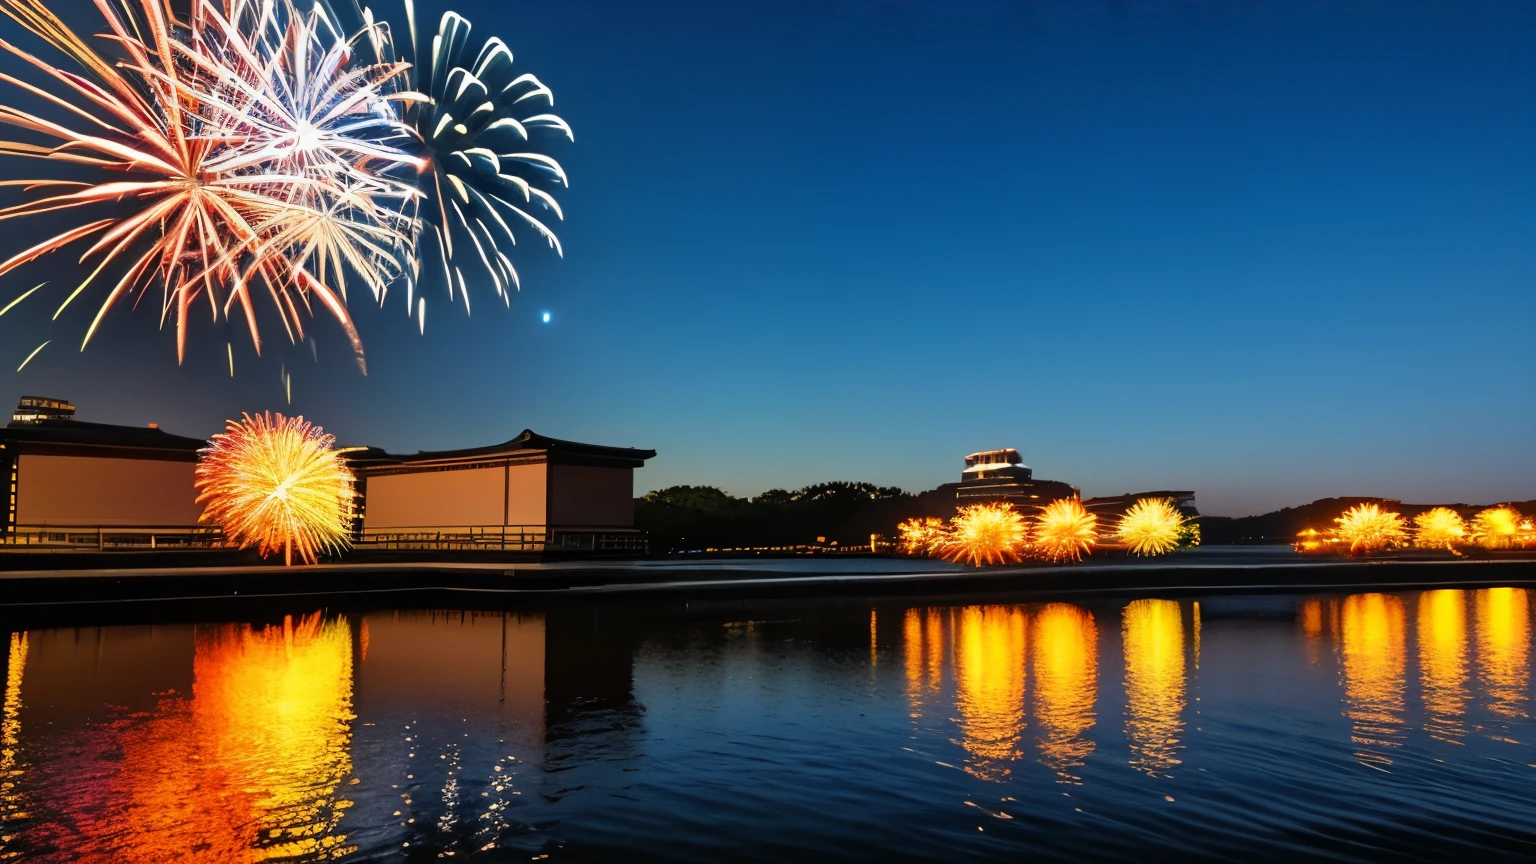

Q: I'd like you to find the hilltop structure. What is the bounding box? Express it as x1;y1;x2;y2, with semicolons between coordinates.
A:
954;448;1078;511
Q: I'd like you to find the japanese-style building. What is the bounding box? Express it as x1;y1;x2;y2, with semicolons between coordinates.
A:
345;430;657;552
1;415;206;532
1;397;655;553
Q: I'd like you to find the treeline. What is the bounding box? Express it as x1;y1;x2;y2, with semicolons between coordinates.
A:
635;482;956;553
1198;497;1536;544
638;487;1536;553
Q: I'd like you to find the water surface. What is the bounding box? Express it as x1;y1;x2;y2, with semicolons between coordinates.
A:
1;587;1534;861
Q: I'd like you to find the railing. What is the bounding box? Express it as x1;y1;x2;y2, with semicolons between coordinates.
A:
1;524;224;551
0;524;648;556
355;525;550;552
354;525;647;554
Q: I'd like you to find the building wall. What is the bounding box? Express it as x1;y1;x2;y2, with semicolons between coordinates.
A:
505;463;547;526
547;464;635;528
362;467;507;529
15;454;201;526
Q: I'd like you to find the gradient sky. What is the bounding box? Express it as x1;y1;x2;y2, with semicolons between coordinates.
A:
1;0;1533;516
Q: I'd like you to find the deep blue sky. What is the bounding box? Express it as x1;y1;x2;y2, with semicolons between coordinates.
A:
1;0;1533;516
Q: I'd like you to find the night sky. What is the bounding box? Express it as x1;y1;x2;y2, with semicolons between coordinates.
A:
1;0;1532;516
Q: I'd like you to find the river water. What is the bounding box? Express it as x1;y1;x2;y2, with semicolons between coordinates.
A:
1;587;1533;861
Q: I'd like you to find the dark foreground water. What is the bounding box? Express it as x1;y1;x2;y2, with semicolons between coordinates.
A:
1;588;1535;862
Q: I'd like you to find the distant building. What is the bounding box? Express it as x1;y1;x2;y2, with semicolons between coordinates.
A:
1;418;205;534
12;396;75;425
2;401;654;554
1083;491;1199;522
345;429;656;551
953;448;1078;512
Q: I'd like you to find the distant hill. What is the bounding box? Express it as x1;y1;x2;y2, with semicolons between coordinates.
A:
1198;498;1536;545
637;484;1536;552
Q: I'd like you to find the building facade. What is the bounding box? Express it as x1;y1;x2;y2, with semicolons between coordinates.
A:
954;448;1078;511
346;429;656;552
0;419;206;536
2;400;655;554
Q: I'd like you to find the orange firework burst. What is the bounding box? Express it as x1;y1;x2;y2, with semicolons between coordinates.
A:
1116;498;1186;557
1331;503;1407;555
932;503;1027;567
1470;507;1522;550
897;517;947;556
1413;507;1467;550
0;0;420;367
195;412;355;566
1033;498;1097;563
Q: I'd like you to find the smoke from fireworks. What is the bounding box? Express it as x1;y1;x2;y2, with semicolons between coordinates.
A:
932;503;1028;567
1115;498;1186;557
1470;507;1522;550
1331;503;1407;555
1034;498;1097;563
195;412;355;566
1413;507;1467;550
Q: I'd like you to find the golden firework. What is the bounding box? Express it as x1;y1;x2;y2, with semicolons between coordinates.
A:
897;517;947;556
1116;498;1187;557
932;504;1027;567
195;412;355;566
1332;503;1408;555
1470;507;1522;550
1413;507;1467;550
1034;498;1097;563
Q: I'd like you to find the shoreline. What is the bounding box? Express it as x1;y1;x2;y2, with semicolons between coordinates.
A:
1;550;1533;619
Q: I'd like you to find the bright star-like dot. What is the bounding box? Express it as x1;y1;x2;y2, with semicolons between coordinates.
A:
541;312;551;324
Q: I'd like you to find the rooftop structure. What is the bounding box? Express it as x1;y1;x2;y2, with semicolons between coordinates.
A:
955;447;1077;511
11;396;75;425
962;449;1032;482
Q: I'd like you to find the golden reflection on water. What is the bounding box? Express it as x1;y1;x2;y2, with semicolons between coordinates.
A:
56;614;357;863
0;634;28;862
1417;590;1468;744
1301;598;1327;666
1031;604;1098;783
953;607;1028;781
902;609;944;721
1122;600;1185;777
1476;587;1530;730
193;613;357;861
1339;594;1406;766
1192;601;1201;673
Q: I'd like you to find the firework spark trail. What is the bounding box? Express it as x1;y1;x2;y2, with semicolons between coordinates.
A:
1471;507;1522;550
365;0;572;325
195;412;355;566
0;0;434;368
182;0;424;304
1034;498;1097;563
933;504;1027;567
1116;498;1186;557
1332;503;1408;555
897;517;946;557
1413;507;1467;550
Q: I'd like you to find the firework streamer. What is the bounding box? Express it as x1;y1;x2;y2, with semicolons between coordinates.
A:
365;0;572;322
